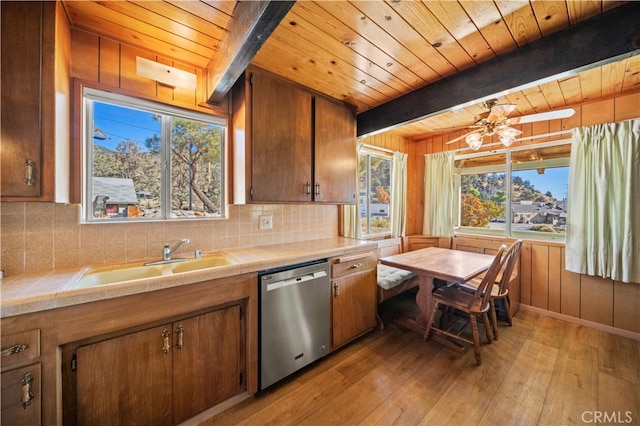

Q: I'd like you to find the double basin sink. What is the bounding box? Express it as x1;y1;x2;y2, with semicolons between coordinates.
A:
75;253;237;288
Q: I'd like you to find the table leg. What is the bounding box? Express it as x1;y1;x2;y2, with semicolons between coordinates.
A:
394;274;433;335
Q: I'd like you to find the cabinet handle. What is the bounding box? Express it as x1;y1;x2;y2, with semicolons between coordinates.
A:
161;328;171;354
24;159;35;186
1;344;29;357
176;325;184;350
315;182;320;197
21;372;34;409
305;182;311;197
333;282;339;298
350;262;363;269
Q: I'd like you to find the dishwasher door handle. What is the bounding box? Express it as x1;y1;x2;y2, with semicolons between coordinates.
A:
266;270;328;292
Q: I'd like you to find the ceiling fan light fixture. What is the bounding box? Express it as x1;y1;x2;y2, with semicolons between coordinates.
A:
465;132;482;145
500;135;515;146
468;139;483;150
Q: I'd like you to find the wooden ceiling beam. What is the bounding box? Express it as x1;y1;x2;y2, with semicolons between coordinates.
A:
206;1;295;105
357;1;640;137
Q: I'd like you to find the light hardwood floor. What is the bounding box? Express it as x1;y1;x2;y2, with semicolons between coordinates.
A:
203;292;640;425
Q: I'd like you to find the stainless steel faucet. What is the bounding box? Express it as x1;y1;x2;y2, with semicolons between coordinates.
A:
163;238;190;261
145;238;190;266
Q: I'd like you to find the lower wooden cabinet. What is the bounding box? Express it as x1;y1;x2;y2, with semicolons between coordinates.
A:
1;364;41;426
64;304;244;425
330;251;377;349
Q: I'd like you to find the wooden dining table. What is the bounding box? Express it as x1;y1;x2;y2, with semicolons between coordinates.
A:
379;247;496;337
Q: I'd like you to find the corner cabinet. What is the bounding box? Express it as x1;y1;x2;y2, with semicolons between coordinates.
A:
329;251;378;349
64;304;244;425
0;1;70;202
232;67;357;204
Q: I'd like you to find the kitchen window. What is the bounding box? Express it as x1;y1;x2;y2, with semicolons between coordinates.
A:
83;88;226;222
359;147;393;236
455;141;570;241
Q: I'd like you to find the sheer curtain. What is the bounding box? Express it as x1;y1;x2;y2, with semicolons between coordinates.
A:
390;151;407;238
566;119;640;283
423;151;456;237
340;142;363;239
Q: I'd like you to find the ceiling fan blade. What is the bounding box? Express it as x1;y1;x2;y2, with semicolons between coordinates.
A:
507;108;575;125
446;130;480;145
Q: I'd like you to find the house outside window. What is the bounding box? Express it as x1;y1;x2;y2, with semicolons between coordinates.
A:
359;147;393;236
456;141;570;241
83;88;226;223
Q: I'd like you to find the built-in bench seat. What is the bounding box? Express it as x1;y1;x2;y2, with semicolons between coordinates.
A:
375;237;419;330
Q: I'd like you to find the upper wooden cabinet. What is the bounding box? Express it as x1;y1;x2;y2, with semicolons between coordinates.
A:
0;1;70;202
232;67;356;204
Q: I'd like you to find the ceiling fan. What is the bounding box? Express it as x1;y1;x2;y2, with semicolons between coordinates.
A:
446;99;575;150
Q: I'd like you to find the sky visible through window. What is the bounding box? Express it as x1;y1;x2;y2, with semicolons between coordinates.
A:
93;102;159;151
513;167;568;201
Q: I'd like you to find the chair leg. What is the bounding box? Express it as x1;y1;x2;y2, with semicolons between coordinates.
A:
503;296;513;326
482;312;493;343
423;300;440;341
469;315;482;365
489;299;499;339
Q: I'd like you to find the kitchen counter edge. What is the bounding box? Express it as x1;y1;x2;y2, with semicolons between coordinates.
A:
1;237;378;318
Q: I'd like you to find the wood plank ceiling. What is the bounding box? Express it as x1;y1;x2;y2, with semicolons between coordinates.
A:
63;1;640;142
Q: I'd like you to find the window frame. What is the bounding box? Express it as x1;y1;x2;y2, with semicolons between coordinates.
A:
82;87;227;223
358;145;394;238
454;139;571;242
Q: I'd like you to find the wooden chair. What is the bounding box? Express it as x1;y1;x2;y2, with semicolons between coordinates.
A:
459;239;522;339
423;244;506;365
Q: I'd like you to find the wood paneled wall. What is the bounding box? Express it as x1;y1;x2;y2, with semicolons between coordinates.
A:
70;28;223;114
406;91;640;336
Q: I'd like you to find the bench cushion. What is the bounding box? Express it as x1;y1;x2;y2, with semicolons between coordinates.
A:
377;264;417;291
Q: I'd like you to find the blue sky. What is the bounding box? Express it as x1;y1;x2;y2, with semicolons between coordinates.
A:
513;167;569;201
92;102;160;151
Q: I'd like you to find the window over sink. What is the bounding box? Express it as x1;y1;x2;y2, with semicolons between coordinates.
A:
82;88;227;222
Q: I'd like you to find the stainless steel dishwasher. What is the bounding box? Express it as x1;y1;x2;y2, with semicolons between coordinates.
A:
259;260;330;390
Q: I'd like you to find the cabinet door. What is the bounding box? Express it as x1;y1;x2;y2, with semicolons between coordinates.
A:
250;72;313;202
331;268;377;349
1;364;41;426
0;2;42;197
314;96;357;203
75;325;173;426
173;305;244;424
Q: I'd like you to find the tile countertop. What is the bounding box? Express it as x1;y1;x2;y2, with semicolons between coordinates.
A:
0;237;378;318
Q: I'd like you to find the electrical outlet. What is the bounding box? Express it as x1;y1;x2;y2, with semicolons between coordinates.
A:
259;215;273;230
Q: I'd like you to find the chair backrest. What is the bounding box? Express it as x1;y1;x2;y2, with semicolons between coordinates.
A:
469;244;507;310
496;239;523;296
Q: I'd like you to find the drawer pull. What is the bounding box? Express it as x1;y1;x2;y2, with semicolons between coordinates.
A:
176;325;184;350
350;263;363;269
1;344;29;357
21;372;34;409
162;328;171;354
